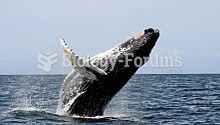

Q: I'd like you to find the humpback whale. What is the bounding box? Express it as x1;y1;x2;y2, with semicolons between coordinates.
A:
57;28;160;117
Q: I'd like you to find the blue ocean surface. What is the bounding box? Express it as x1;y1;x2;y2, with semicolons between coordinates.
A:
0;74;220;125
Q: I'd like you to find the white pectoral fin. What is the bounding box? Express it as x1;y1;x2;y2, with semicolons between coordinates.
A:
60;38;107;77
60;38;78;65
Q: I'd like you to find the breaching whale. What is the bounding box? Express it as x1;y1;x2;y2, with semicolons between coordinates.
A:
57;28;160;117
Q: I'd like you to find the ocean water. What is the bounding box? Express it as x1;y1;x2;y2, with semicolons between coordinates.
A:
0;74;220;125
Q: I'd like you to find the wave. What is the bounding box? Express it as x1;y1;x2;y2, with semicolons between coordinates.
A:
3;107;145;124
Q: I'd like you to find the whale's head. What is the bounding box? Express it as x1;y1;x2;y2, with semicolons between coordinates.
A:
96;28;160;76
119;28;159;60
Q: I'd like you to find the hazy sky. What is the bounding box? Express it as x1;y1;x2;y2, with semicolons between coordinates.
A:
0;0;219;74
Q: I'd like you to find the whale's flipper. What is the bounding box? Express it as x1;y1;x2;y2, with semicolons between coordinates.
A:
60;38;107;77
60;38;78;65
